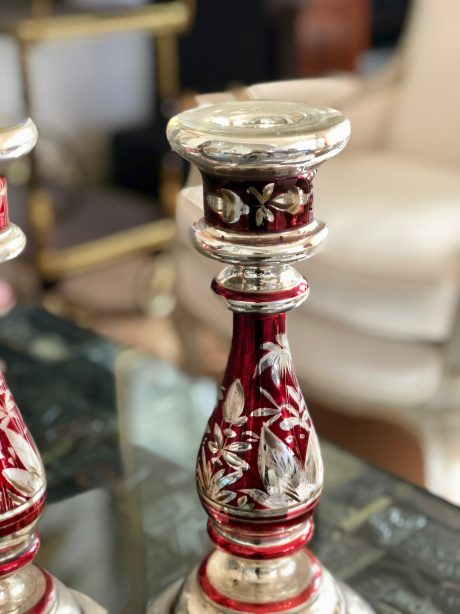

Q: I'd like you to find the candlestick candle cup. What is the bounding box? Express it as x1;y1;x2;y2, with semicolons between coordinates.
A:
0;117;103;613
151;101;374;613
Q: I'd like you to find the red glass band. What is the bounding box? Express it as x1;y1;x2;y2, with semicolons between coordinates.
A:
0;531;40;578
29;569;56;614
0;177;9;232
207;517;314;559
212;278;309;304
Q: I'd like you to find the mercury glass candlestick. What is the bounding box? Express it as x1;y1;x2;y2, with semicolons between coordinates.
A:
152;102;374;613
0;117;102;613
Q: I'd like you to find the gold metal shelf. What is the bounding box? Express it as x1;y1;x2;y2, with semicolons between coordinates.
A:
38;217;176;279
2;0;192;282
8;3;191;44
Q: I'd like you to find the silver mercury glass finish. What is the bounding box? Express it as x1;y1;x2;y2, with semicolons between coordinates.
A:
0;117;36;261
150;102;373;614
0;117;100;613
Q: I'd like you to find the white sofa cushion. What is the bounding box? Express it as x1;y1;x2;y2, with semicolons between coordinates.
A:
304;260;457;342
385;0;460;167
315;151;460;280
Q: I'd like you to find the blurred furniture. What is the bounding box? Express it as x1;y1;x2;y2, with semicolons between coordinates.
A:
294;0;371;76
0;0;194;283
2;306;460;612
174;0;460;502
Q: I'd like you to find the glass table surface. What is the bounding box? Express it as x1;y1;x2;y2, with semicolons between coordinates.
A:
0;306;459;614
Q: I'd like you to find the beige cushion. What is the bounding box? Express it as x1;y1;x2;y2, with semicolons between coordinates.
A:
246;77;399;152
71;589;107;613
247;77;359;105
304;260;457;342
315;151;460;281
385;0;460;166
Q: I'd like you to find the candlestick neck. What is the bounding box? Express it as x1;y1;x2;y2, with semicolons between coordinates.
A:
0;178;9;233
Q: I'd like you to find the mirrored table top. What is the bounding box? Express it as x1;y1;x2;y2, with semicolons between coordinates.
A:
0;306;459;614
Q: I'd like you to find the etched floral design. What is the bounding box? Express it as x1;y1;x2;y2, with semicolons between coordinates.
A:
222;379;247;427
247;183;275;226
250;387;283;424
2;428;44;501
207;423;251;470
197;379;251;503
271;186;310;215
208;182;310;227
0;379;45;507
198;329;321;511
250;385;310;437
208;189;250;224
254;333;293;386
241;425;322;509
279;386;311;434
197;447;242;505
0;387;20;426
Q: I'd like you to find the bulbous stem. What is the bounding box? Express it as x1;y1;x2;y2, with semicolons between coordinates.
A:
193;293;325;612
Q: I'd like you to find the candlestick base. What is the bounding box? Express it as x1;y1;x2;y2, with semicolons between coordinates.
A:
151;566;374;614
0;564;103;613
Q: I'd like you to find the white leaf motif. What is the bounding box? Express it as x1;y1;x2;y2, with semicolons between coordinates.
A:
237;495;248;508
216;491;237;504
243;431;260;439
213;423;223;448
271;187;309;214
254;334;293;387
247;186;264;205
7;489;27;505
280;417;305;431
262;183;275;201
3;468;42;498
3;428;43;477
226;442;252;452
218;470;243;489
222;451;249;471
208;190;249;224
255;207;265;227
258;426;299;493
208;441;219;454
250;407;279;417
223;380;245;424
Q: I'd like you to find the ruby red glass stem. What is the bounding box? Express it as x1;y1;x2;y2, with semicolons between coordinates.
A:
0;178;9;232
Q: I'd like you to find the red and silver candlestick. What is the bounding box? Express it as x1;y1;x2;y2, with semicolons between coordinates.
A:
0;118;102;612
153;102;374;613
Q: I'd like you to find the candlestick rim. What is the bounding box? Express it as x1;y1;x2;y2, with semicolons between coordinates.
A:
0;118;37;160
167;101;350;177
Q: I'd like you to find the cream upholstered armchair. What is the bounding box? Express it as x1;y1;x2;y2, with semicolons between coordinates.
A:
174;0;460;502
